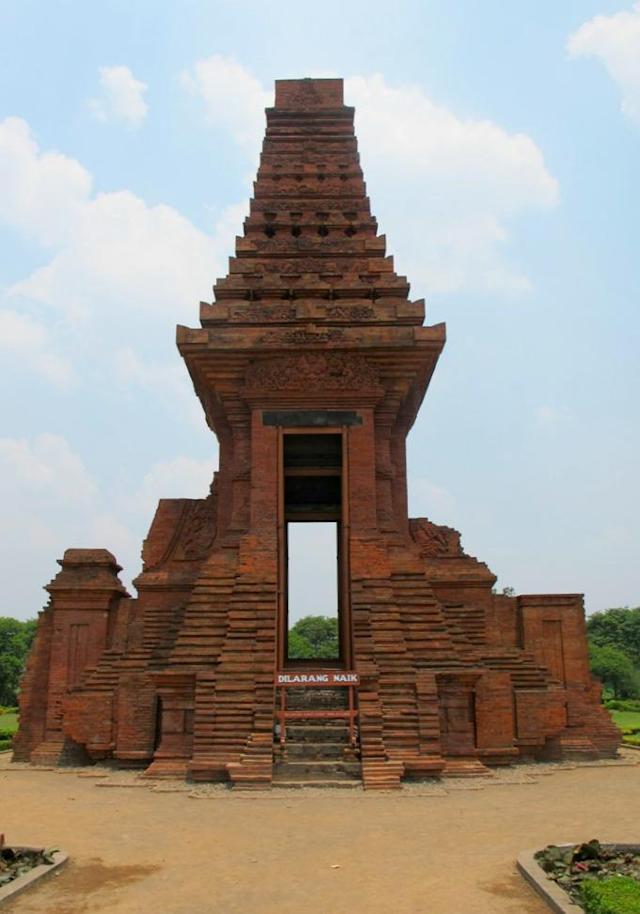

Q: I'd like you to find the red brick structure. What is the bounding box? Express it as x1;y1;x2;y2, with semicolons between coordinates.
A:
15;78;619;788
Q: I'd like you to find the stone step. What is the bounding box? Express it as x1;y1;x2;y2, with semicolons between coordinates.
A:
283;724;351;742
272;779;361;790
280;742;354;760
442;758;494;778
30;738;88;767
280;687;349;710
273;760;361;780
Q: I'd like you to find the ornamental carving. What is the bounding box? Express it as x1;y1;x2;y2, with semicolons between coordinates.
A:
247;238;363;254
244;353;379;391
409;518;463;558
258;328;346;345
141;491;218;570
260;259;363;274
178;494;217;560
231;305;296;322
252;199;359;212
326;305;375;321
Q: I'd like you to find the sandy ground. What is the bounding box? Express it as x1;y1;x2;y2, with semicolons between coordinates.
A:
1;752;638;914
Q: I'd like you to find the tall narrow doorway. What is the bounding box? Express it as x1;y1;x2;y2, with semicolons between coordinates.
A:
277;431;351;668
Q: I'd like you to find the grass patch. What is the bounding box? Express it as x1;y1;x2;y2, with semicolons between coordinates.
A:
610;710;640;731
0;712;18;733
582;876;640;913
0;712;18;750
605;700;640;713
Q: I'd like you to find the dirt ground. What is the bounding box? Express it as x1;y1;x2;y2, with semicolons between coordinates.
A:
1;752;638;914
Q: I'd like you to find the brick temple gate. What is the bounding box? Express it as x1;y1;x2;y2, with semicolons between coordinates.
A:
14;78;619;788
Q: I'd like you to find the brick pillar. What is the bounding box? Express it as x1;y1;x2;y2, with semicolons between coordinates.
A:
12;608;54;761
347;409;378;535
519;594;591;688
475;671;518;764
20;549;129;764
374;415;396;532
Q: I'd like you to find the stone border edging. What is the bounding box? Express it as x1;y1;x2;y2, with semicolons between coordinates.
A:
517;844;640;914
0;847;68;907
517;849;583;914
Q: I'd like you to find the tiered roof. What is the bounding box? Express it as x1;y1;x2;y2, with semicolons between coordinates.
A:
178;78;445;433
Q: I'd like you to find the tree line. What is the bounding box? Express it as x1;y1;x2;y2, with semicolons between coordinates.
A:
587;606;640;699
288;615;339;659
0;617;36;707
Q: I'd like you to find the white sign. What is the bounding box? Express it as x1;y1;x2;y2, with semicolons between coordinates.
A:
276;671;360;687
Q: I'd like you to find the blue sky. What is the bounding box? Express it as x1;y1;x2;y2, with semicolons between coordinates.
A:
1;0;638;620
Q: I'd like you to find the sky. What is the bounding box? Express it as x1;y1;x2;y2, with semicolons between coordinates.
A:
0;0;638;621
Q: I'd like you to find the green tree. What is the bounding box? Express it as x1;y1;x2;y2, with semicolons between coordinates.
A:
589;642;640;699
288;615;339;660
0;617;37;706
587;607;640;667
287;628;315;659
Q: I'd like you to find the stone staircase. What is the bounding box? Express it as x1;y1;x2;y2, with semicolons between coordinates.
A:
29;737;88;767
479;648;551;689
187;572;278;787
272;687;362;789
442;757;494;778
545;690;622;760
442;603;486;647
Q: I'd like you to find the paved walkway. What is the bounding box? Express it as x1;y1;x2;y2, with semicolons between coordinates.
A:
1;752;638;914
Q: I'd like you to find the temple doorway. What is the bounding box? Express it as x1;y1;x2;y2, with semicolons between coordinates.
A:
277;430;351;669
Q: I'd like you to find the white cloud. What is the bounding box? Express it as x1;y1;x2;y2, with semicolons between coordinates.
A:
568;3;640;125
0;434;97;505
89;65;149;127
345;74;558;294
347;75;558;212
0;116;91;246
130;455;216;516
0;434;216;618
9;188;219;322
0;309;73;386
0;117;243;407
181;59;558;295
180;54;269;159
0;118;219;320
